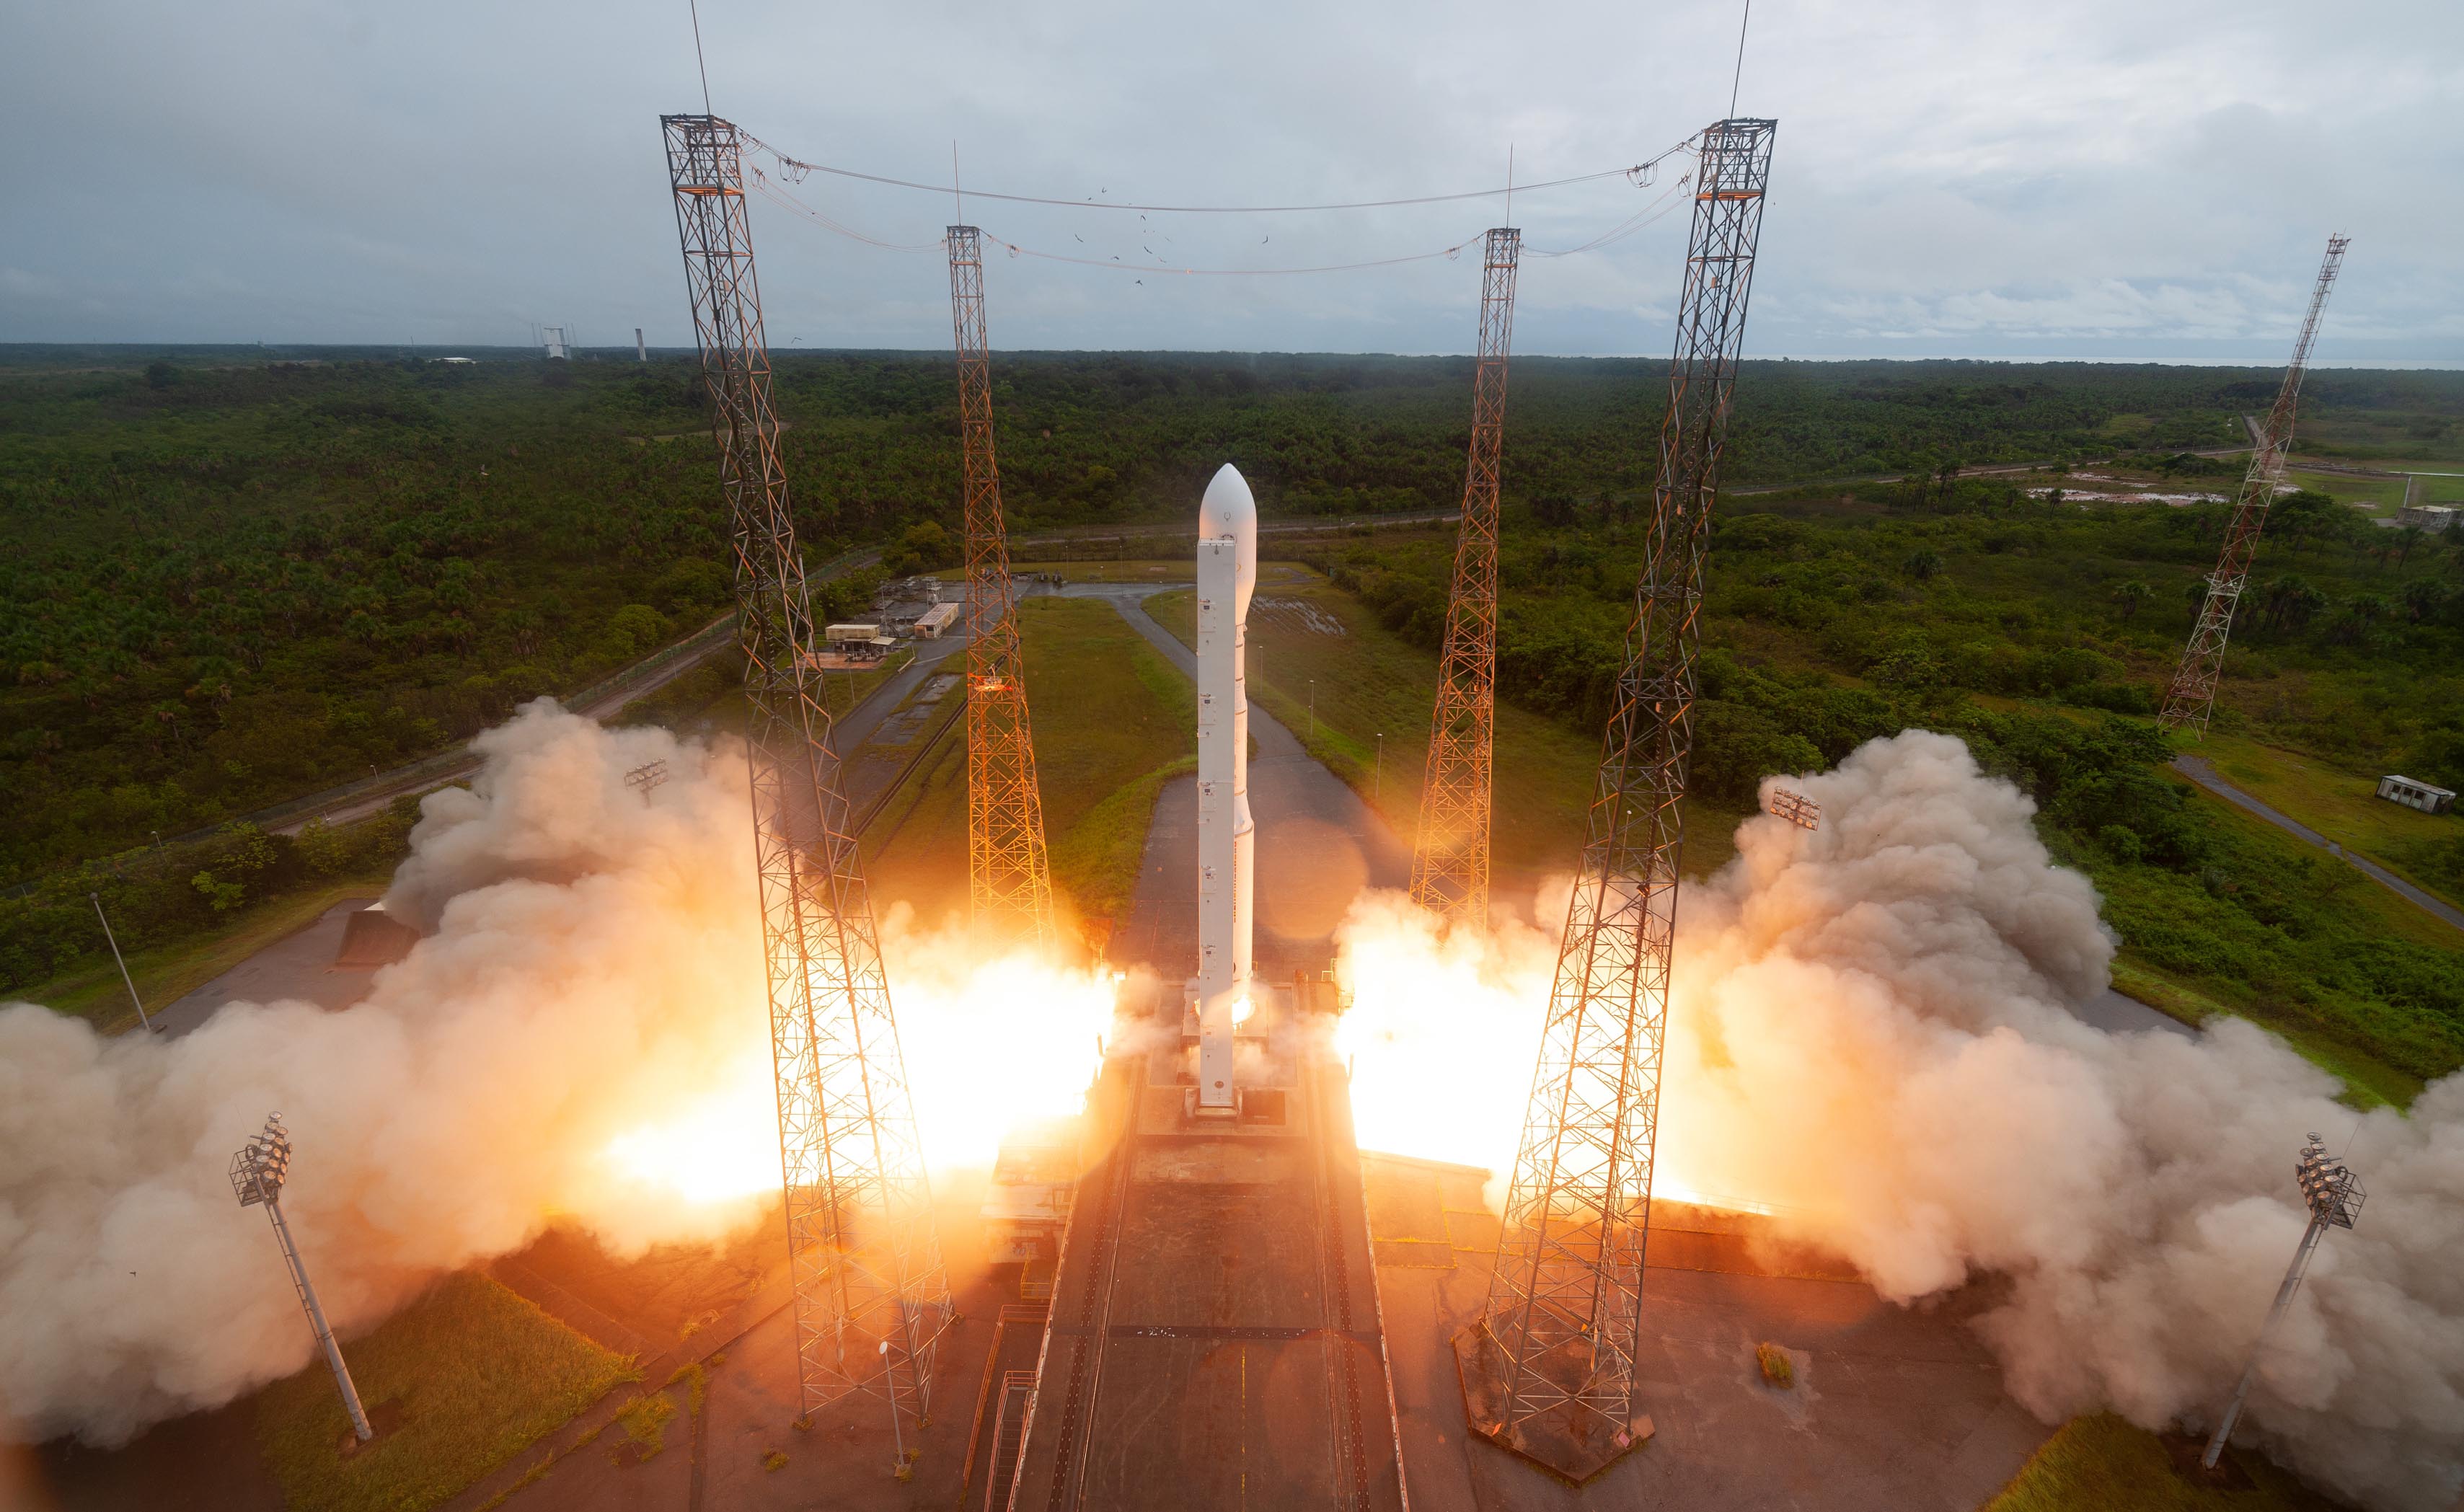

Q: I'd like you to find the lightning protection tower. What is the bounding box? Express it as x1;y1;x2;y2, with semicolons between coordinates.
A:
948;226;1056;945
2158;234;2348;735
1409;227;1521;930
1462;118;1776;1482
231;1113;372;1444
2202;1133;2364;1469
663;114;952;1456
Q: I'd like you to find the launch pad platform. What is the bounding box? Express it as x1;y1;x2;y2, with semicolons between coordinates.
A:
1002;1041;1408;1511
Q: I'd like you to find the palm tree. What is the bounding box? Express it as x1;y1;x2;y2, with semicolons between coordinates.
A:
2114;580;2151;620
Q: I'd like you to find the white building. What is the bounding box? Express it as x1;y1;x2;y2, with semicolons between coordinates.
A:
2377;774;2455;815
913;601;962;639
2398;503;2456;532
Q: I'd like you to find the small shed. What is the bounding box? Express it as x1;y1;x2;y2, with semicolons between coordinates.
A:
2377;774;2455;815
823;622;880;644
914;601;963;639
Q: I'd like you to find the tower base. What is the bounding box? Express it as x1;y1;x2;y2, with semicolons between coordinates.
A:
1452;1322;1655;1483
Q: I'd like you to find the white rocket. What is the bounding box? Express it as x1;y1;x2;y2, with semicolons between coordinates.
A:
1194;463;1256;1113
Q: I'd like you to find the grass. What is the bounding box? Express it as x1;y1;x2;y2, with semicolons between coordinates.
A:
612;1389;679;1460
21;875;392;1033
991;557;1198;583
1146;569;1744;888
2189;731;2464;910
866;596;1194;919
1982;1414;2346;1512
2091;777;2461;1101
1049;755;1196;924
2284;467;2408;516
253;1270;637;1512
1754;1343;1793;1388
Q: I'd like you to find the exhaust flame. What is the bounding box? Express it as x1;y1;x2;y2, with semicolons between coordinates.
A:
1335;730;2464;1510
0;700;1105;1446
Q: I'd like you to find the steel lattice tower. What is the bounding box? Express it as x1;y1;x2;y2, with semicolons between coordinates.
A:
2158;234;2349;736
1462;119;1775;1482
662;115;952;1449
1409;227;1521;930
948;227;1056;944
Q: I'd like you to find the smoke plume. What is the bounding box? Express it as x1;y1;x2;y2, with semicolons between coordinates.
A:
1341;730;2463;1511
0;700;1104;1446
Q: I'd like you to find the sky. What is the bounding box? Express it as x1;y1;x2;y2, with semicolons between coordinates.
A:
1;0;2457;361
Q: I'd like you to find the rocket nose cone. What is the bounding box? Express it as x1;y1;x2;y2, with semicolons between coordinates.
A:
1200;463;1256;539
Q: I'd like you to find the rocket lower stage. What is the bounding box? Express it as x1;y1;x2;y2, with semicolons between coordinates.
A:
1002;1043;1408;1511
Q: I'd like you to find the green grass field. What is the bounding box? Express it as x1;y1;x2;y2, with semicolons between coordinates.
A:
1146;569;1748;888
867;596;1193;924
253;1270;636;1512
2191;732;2464;908
1982;1414;2346;1512
2284;467;2408;517
20;875;392;1033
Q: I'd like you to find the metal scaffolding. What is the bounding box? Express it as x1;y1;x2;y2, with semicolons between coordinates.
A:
2158;234;2349;735
948;226;1056;945
1409;227;1521;929
1465;118;1776;1482
662;114;951;1454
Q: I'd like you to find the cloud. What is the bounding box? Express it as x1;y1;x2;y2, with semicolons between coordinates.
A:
0;0;2456;357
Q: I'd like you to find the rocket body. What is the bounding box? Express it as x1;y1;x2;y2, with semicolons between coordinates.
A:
1195;464;1257;1110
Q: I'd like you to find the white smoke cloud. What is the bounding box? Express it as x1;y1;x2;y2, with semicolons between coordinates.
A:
0;699;1106;1446
1341;730;2464;1511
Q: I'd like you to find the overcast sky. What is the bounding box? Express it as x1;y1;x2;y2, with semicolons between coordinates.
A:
3;0;2456;361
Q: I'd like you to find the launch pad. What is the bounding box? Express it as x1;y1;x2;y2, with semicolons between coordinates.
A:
1002;1027;1408;1511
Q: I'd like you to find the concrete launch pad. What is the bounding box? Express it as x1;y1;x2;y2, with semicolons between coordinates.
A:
1003;1041;1408;1511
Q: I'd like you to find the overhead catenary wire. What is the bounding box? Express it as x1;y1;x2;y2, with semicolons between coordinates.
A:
740;128;1705;276
739;130;1699;216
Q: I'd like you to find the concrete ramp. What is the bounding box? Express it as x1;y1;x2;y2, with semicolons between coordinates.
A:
330;903;420;970
1004;1052;1408;1512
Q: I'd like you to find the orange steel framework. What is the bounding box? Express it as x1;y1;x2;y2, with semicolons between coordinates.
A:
1409;227;1521;929
1465;118;1776;1482
2158;234;2349;736
947;226;1057;943
662;114;952;1453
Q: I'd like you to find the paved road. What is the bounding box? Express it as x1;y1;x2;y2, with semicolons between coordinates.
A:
2173;753;2464;932
149;896;384;1039
1060;583;1407;978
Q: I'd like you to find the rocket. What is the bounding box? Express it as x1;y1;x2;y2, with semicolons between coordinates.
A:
1194;463;1256;1113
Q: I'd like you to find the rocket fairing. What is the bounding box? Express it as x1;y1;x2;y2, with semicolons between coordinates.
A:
1194;463;1257;1111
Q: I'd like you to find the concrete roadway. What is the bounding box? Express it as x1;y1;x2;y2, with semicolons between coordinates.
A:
1055;578;1410;978
2173;753;2464;933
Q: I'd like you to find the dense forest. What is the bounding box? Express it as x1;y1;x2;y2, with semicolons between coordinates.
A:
2;347;2459;998
1319;471;2464;1085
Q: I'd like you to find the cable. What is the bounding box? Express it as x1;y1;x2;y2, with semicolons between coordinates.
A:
1728;0;1754;119
740;130;1700;216
748;166;946;254
976;231;1487;278
1527;172;1693;257
687;0;711;116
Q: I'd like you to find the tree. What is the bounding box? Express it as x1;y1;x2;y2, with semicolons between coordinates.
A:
2113;580;2150;620
1903;549;1943;581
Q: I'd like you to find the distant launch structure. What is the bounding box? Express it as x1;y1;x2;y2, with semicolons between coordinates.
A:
948;226;1056;944
2159;234;2348;735
2202;1133;2364;1470
1410;226;1522;929
661;113;952;1454
231;1113;371;1444
1463;118;1776;1481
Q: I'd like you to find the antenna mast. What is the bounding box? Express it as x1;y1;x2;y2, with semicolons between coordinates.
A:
948;226;1057;944
1410;226;1521;928
2158;234;2349;735
1459;118;1777;1482
661;113;951;1463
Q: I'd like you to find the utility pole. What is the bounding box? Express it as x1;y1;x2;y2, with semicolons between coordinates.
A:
231;1113;371;1442
663;113;951;1462
90;893;156;1033
948;226;1056;945
1410;226;1521;929
1462;118;1777;1483
2203;1134;2364;1470
2159;236;2349;735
